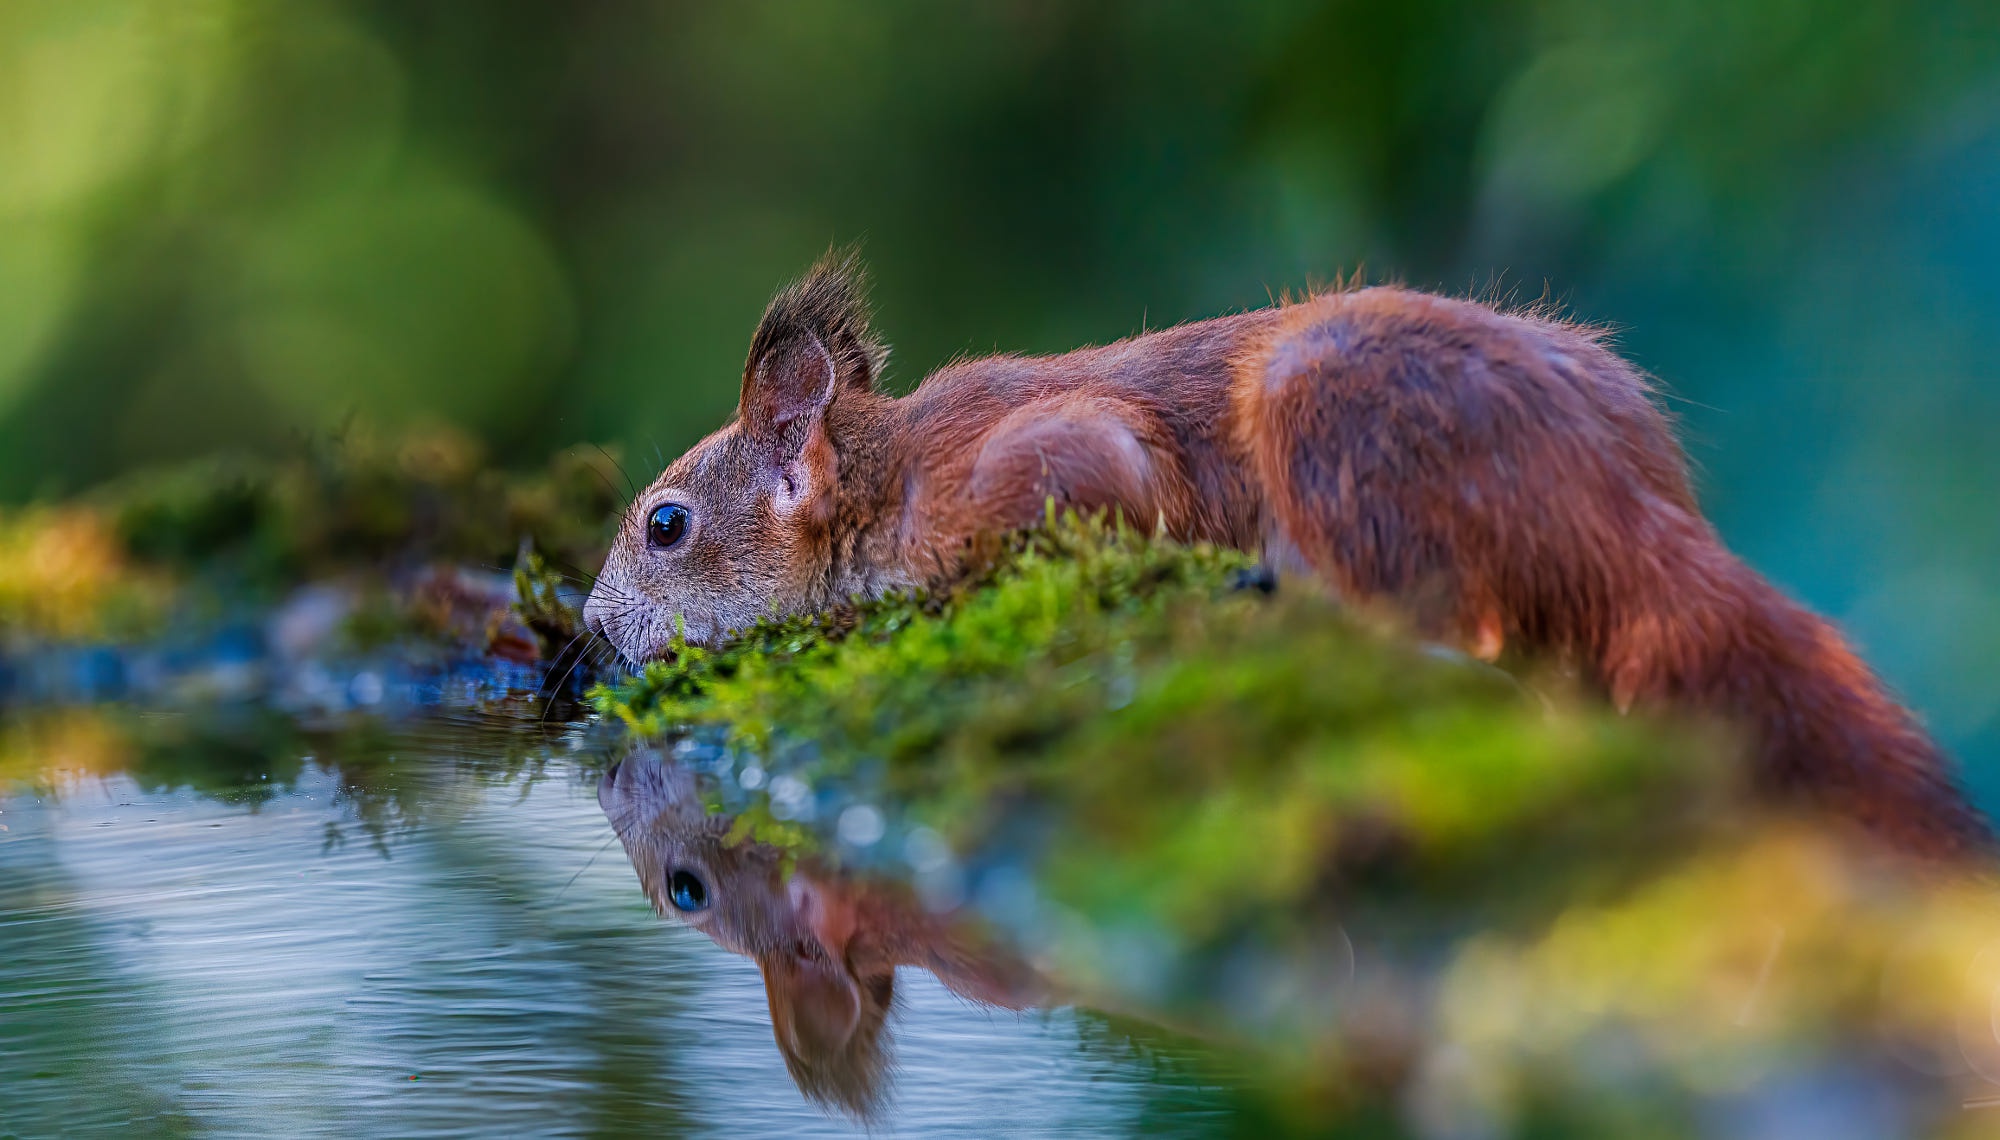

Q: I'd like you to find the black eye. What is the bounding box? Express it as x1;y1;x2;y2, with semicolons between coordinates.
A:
647;504;690;550
667;868;708;912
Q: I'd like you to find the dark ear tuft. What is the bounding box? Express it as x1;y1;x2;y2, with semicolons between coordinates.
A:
745;247;887;402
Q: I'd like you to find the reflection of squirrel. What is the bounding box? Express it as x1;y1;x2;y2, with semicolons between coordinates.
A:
599;753;1042;1118
585;252;1991;860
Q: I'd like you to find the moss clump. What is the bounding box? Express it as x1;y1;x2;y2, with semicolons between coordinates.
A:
101;426;621;592
0;506;175;641
511;542;585;662
596;512;1725;942
1;426;623;645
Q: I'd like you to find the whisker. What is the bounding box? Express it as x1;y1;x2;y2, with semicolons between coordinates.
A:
539;625;615;725
544;626;593;671
587;640;629;683
538;678;580;726
572;448;628;507
590;442;638;500
542;555;626;599
590;614;642;675
605;610;651;652
552;832;623;904
542;645;589;700
482;561;612;610
522;560;600;590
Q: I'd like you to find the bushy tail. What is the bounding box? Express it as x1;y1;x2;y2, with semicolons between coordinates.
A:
1614;555;1993;862
1237;288;1989;861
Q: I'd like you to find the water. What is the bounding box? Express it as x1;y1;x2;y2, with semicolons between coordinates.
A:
7;622;1984;1139
0;706;1229;1138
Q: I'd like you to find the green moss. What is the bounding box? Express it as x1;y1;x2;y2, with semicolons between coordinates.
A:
596;513;1724;942
100;427;623;591
512;542;585;661
2;426;624;643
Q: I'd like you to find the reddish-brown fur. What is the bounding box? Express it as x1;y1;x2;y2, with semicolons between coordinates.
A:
586;253;1991;861
600;751;1043;1117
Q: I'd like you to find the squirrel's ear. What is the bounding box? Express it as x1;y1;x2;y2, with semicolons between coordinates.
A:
741;330;838;453
740;251;884;451
757;949;894;1116
761;946;864;1059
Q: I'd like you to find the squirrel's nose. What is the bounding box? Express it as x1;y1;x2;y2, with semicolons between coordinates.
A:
598;753;638;815
581;591;611;641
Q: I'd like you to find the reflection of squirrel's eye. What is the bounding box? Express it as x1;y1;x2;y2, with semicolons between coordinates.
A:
667;868;708;911
647;504;690;550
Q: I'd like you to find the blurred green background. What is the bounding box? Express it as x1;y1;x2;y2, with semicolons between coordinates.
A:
1;0;1995;793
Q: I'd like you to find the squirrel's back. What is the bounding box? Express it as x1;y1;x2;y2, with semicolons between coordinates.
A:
1230;287;1991;859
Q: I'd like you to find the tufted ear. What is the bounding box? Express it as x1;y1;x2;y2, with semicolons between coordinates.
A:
756;877;893;1116
758;947;895;1116
741;330;838;455
739;250;884;459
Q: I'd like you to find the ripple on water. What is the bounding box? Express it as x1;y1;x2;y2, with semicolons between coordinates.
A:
0;729;1226;1138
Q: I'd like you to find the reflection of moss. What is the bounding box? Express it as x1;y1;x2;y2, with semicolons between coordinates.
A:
0;703;568;855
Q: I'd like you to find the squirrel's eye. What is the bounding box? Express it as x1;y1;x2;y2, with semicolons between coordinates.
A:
667;868;709;912
647;504;690;550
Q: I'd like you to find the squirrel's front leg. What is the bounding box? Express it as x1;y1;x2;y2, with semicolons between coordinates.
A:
964;395;1175;532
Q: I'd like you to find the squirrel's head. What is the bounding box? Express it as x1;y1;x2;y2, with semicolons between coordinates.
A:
598;748;896;1115
600;748;1046;1118
585;251;885;662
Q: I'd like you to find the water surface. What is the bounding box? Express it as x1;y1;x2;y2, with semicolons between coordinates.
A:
0;706;1228;1138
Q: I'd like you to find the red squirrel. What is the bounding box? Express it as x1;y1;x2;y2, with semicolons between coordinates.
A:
599;750;1043;1117
584;252;1990;860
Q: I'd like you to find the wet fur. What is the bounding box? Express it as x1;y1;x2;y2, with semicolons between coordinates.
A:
587;254;1992;861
